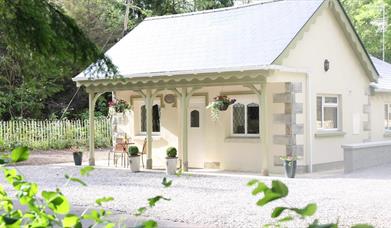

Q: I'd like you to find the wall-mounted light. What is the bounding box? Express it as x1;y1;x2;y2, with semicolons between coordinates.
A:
324;59;330;72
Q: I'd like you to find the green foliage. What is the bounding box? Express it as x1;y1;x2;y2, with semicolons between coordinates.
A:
248;179;374;228
80;166;95;176
0;0;117;120
10;146;29;163
341;0;391;62
0;118;111;150
162;177;172;188
128;146;140;156
166;147;177;158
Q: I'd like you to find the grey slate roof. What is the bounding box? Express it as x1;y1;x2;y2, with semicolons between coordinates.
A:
371;56;391;91
74;0;324;80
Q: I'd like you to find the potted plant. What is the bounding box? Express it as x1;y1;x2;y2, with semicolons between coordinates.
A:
280;155;301;178
166;147;178;175
207;96;236;120
72;146;83;166
108;99;131;116
128;146;140;172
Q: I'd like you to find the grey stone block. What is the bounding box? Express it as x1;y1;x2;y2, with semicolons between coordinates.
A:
286;145;304;155
287;124;304;135
274;114;293;124
285;82;302;93
363;121;371;131
273;135;295;145
273;93;294;103
363;104;370;114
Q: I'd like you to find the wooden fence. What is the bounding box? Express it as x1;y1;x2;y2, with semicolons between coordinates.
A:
0;118;112;149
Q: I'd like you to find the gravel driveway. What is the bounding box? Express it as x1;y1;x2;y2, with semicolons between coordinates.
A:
2;164;391;228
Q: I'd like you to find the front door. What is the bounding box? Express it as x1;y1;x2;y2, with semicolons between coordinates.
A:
188;102;205;168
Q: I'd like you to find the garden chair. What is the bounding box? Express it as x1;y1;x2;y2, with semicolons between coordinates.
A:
108;137;129;167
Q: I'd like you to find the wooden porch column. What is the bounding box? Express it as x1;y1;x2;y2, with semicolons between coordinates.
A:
88;92;96;166
145;89;153;169
88;92;104;166
136;89;163;169
172;87;200;172
245;83;269;176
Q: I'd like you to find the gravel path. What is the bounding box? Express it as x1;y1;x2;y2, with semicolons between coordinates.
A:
2;164;391;228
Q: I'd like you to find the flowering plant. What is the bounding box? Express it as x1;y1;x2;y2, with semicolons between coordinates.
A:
108;99;131;114
207;96;236;120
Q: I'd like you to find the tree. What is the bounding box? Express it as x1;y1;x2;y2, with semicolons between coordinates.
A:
341;0;391;62
0;0;116;120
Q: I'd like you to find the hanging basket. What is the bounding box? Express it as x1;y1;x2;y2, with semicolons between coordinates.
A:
207;96;236;120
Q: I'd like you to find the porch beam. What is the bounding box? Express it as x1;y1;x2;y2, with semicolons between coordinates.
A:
244;83;269;176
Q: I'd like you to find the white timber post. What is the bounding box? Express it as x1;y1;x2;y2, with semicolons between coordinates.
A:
245;83;269;176
88;92;96;166
171;87;201;172
180;87;190;171
146;89;153;169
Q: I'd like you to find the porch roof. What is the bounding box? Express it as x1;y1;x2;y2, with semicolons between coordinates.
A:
371;56;391;92
74;0;323;82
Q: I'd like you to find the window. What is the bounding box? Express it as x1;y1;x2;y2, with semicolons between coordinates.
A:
232;102;259;136
316;95;339;130
190;110;200;128
385;104;391;131
141;104;160;132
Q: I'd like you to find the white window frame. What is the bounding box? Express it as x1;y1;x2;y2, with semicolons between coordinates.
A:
316;95;340;131
385;104;391;132
231;101;260;137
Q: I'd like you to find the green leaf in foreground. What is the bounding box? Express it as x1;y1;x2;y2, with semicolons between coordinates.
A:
292;203;317;217
80;166;94;176
42;191;70;214
65;174;87;187
135;207;147;216
148;196;170;207
96;197;114;206
162;177;172;188
11;146;29;163
62;214;81;227
351;224;374;228
139;220;157;228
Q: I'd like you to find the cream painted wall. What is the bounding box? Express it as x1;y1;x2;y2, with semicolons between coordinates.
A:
281;6;371;166
115;84;288;172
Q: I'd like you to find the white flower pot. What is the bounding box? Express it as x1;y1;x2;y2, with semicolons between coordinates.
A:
129;156;140;172
166;158;177;175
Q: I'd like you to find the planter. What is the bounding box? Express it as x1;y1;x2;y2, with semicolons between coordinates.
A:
129;155;140;172
166;157;177;175
73;152;83;166
283;160;297;178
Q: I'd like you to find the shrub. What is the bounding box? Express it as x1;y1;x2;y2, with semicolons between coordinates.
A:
128;146;139;156
166;147;177;158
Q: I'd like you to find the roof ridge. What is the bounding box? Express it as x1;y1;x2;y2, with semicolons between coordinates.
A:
144;0;284;21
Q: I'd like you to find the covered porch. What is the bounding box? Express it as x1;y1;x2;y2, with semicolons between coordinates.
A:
77;66;308;175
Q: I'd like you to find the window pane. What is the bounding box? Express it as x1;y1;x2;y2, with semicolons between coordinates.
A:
152;105;160;132
325;97;338;104
316;97;322;129
141;105;146;132
247;103;259;134
324;107;338;129
233;103;245;134
190;110;200;128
